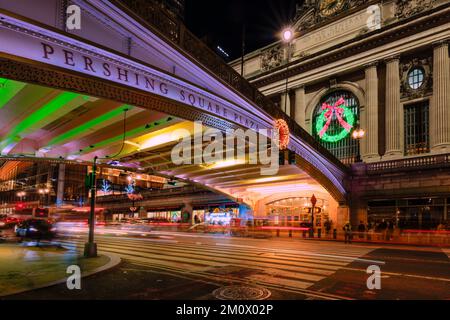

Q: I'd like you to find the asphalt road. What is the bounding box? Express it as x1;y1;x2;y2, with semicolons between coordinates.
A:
3;229;450;300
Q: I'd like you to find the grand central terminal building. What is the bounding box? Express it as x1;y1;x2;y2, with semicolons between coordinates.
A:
0;0;448;233
231;0;450;229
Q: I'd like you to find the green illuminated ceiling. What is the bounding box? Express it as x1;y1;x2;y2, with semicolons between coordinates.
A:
46;105;133;147
75;116;174;155
0;78;27;110
0;92;79;151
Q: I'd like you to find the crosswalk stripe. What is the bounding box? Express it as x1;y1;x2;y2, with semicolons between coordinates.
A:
60;235;363;265
61;238;344;270
58;236;370;290
59;236;370;269
442;249;450;259
70;238;347;271
61;239;336;279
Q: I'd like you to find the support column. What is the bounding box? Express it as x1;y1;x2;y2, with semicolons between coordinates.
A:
289;90;296;120
280;92;290;116
56;163;65;207
431;41;450;152
294;86;306;128
337;205;350;231
183;202;194;224
384;56;402;159
363;63;380;162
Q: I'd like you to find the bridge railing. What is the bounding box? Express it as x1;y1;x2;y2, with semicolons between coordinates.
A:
113;0;348;172
366;154;450;174
96;185;207;203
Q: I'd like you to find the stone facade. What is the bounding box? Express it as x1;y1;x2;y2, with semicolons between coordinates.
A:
231;0;450;229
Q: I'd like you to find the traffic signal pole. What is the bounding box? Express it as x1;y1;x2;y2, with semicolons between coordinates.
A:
84;156;98;258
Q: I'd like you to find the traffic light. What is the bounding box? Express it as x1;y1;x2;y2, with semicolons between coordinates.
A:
85;173;95;188
15;202;25;211
168;180;177;186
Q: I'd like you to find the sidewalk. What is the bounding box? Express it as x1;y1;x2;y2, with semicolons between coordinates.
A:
184;228;450;248
0;242;120;297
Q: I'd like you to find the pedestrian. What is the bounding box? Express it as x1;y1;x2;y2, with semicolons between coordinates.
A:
343;221;352;244
367;224;374;241
324;220;331;236
358;221;366;239
387;221;394;241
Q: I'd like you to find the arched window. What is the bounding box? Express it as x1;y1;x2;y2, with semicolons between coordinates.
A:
312;90;360;165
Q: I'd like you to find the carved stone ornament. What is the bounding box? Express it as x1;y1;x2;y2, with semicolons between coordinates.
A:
395;0;436;19
294;0;368;32
400;57;433;99
261;46;284;72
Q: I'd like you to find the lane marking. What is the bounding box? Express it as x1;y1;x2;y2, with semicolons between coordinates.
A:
215;243;385;265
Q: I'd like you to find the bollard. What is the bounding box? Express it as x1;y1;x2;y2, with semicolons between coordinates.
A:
309;228;314;238
333;229;337;239
317;228;322;238
302;230;306;238
289;229;292;238
276;229;280;237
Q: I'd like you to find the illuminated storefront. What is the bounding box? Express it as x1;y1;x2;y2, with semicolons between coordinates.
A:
205;208;239;226
266;197;329;228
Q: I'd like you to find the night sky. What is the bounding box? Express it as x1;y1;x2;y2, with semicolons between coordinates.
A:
185;0;301;61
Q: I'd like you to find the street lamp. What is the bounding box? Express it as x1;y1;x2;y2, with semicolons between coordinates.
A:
38;188;49;206
16;191;26;200
84;156;98;258
281;27;294;115
352;128;365;162
352;128;366;140
281;28;294;43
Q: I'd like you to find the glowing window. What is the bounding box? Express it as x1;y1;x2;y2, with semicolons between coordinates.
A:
408;68;424;90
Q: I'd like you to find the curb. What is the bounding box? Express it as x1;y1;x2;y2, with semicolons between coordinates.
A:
278;236;450;248
0;252;121;297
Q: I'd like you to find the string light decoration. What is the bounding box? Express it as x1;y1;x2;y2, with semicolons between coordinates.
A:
274;119;290;150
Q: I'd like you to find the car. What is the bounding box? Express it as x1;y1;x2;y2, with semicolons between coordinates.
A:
15;219;56;241
0;215;19;229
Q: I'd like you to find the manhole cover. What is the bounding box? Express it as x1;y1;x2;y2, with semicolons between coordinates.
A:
213;285;271;300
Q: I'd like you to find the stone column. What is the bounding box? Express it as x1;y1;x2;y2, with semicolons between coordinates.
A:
431;41;450;152
183;202;194;225
294;86;306;128
337;205;350;231
289;90;296;120
56;163;65;207
363;63;380;162
280;92;290;116
384;56;402;158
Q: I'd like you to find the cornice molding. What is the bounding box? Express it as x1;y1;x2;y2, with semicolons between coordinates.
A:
250;4;450;88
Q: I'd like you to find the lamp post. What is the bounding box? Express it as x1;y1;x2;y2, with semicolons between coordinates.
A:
38;188;49;206
310;194;317;238
352;127;366;162
84;156;98;258
281;27;294;115
16;191;26;201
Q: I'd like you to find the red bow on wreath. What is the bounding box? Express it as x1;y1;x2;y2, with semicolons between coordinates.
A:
319;97;353;138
